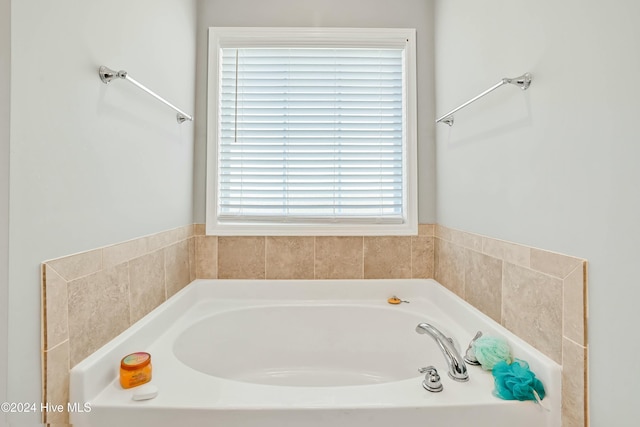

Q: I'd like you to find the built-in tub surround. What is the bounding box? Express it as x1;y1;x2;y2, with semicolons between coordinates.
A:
41;224;434;425
41;225;196;425
41;223;587;426
433;225;588;427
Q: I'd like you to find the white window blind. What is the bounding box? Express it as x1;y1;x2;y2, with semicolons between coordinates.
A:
217;47;405;224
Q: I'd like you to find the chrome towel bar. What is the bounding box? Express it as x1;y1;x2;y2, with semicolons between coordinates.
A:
99;66;193;124
436;73;532;126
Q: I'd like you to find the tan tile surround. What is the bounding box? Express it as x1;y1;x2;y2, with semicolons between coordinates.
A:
41;225;195;425
41;223;587;426
201;224;435;281
434;225;588;427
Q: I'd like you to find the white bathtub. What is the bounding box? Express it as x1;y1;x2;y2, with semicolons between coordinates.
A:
70;279;561;427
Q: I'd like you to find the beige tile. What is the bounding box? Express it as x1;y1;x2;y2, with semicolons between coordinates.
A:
411;236;434;279
43;266;69;350
218;236;265;279
146;228;181;252
46;249;102;281
363;236;411;279
418;223;435;236
564;263;587;346
435;224;452;241
129;251;166;323
188;237;196;282
450;228;482;251
43;341;70;425
434;238;465;297
194;223;206;235
530;248;583;279
562;338;587;427
103;237;148;269
180;224;196;240
195;236;218;279
464;249;503;322
315;236;363;279
481;237;530;268
165;240;191;298
266;236;315;279
502;263;563;363
67;263;130;367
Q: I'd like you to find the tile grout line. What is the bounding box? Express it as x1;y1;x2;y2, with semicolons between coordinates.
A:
45;262;101;284
500;260;506;326
163;248;168;301
462;246;467;300
43;338;69;353
215;236;219;280
126;260;133;327
263;236;267;280
361;236;365;279
562;335;587;349
410;235;414;278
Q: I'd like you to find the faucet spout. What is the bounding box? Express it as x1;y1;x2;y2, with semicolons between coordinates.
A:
415;323;469;382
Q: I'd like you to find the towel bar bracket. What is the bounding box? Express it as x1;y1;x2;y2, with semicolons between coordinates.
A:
504;73;532;90
441;116;454;126
99;66;126;84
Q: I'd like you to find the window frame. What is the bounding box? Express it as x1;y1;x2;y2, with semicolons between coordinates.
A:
206;27;418;236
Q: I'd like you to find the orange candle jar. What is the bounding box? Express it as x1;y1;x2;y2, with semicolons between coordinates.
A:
120;352;152;389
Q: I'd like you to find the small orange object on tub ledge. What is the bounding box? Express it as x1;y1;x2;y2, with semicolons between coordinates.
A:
120;352;152;389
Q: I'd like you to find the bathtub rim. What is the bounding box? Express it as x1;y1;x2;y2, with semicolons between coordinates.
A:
69;278;561;424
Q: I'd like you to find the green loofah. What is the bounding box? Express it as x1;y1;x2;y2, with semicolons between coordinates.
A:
472;336;514;371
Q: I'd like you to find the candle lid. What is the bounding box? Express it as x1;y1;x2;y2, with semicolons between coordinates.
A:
121;352;151;370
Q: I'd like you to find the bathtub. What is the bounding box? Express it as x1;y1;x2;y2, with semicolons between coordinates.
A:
70;279;561;427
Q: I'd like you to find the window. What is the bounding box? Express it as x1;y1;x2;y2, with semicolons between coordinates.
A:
206;28;417;235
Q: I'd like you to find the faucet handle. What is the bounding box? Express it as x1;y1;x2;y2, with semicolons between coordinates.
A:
418;366;443;392
464;331;483;365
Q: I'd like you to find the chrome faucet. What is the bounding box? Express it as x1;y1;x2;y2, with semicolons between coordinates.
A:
415;323;469;382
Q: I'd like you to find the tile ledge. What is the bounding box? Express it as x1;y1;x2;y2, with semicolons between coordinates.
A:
43;225;195;266
43;338;70;353
436;225;586;262
562;335;587;349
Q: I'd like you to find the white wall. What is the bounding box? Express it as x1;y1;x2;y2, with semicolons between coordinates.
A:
0;0;10;425
7;0;197;424
434;0;640;425
192;0;436;224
